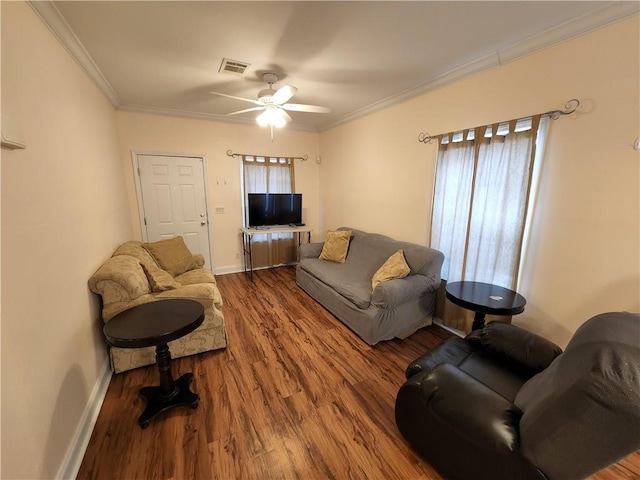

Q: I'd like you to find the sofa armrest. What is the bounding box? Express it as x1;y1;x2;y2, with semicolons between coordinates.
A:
419;363;522;454
466;321;563;373
88;255;151;302
298;242;324;261
371;274;430;308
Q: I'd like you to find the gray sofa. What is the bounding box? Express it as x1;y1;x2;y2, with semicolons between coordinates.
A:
296;227;444;344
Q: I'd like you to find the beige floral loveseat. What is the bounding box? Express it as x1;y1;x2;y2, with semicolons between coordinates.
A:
88;236;227;373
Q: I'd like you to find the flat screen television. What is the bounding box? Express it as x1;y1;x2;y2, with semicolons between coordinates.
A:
247;193;303;227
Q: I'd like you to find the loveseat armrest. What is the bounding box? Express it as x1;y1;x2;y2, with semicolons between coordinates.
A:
298;242;324;261
466;321;562;374
372;274;431;309
418;363;522;454
88;255;151;302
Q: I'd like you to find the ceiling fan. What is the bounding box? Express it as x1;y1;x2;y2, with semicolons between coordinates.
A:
210;73;331;138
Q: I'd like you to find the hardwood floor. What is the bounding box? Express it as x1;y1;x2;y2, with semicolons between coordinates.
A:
78;267;639;479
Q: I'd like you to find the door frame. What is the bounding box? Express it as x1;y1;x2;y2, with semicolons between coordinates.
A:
131;150;215;270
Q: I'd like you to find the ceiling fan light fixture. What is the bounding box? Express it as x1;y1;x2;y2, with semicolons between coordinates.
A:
256;106;287;128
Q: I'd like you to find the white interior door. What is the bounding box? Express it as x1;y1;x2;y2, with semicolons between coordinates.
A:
136;154;213;269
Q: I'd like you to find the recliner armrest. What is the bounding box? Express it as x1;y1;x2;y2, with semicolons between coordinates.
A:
405;336;473;379
419;363;522;454
466;322;563;373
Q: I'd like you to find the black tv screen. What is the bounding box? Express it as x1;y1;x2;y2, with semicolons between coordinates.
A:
247;193;302;227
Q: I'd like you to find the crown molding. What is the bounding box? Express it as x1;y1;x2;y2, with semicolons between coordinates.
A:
29;1;639;133
320;51;501;132
27;0;120;107
497;1;640;65
319;2;640;132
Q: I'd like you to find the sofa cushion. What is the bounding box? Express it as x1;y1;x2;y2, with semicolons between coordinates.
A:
319;230;352;263
299;258;372;309
143;236;194;276
372;249;410;290
175;268;216;286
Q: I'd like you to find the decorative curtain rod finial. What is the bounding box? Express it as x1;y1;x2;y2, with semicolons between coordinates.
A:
545;98;580;120
418;132;436;144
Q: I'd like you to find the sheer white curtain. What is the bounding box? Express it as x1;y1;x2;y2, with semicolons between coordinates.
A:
243;157;294;194
430;115;544;330
243;156;296;266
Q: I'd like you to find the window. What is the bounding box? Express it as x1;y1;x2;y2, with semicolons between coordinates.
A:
430;115;547;290
241;155;296;266
243;155;295;199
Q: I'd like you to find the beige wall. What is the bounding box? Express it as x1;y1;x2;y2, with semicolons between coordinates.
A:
115;112;320;272
1;2;132;479
320;16;640;347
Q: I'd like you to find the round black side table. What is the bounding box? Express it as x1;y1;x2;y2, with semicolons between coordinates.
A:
103;298;205;428
445;281;526;330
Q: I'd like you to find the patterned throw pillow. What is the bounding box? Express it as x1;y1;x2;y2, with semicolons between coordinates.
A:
319;230;352;263
142;236;194;277
371;249;410;290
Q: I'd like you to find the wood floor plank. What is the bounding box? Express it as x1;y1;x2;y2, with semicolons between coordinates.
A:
77;266;640;480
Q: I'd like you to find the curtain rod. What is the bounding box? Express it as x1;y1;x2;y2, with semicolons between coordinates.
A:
418;98;580;144
226;149;308;161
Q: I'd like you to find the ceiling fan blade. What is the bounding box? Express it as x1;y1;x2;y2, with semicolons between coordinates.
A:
209;91;261;105
281;103;332;113
280;109;293;123
225;106;265;116
271;84;297;105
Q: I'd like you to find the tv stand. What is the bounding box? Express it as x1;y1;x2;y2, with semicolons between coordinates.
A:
240;226;312;281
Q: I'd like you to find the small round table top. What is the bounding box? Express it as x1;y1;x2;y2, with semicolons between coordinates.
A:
445;281;526;316
103;299;205;349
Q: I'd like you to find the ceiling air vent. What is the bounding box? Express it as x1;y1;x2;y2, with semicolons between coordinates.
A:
219;58;250;76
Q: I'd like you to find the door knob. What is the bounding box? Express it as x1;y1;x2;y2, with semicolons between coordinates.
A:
201;221;206;226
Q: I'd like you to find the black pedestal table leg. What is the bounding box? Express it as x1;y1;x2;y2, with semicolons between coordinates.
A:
472;311;487;330
136;343;199;428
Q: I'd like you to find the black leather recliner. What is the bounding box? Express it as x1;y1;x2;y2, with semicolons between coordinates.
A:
395;312;640;480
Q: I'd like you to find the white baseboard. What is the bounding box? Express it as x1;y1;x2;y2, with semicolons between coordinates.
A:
432;318;465;337
214;263;296;276
214;263;244;275
56;357;112;480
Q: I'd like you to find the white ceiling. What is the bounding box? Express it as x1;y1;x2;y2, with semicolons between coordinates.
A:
34;1;638;132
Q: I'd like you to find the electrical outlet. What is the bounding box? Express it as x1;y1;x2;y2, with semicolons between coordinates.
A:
215;206;225;214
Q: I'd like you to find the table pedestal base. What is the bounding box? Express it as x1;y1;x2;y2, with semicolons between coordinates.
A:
472;311;487;331
137;373;199;428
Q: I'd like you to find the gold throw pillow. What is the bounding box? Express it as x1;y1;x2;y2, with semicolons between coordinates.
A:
371;249;410;290
319;230;352;263
142;236;194;277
